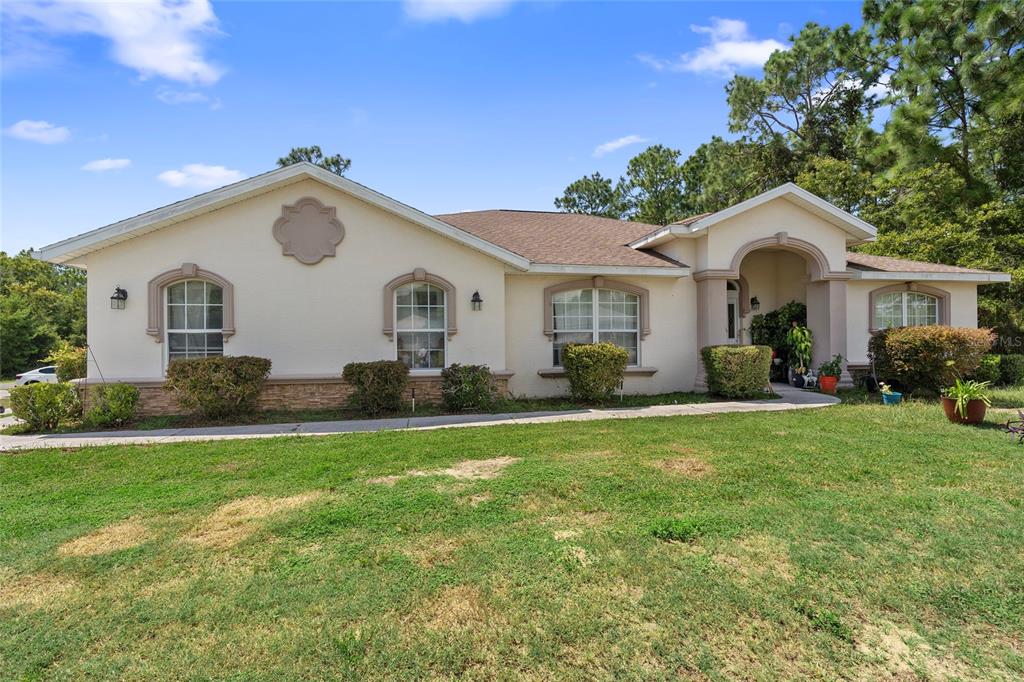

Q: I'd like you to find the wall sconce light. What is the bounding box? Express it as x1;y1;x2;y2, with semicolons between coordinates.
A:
110;286;128;310
750;296;760;312
471;291;483;311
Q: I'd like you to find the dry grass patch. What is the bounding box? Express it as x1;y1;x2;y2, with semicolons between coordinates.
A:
0;568;75;609
652;457;714;479
855;621;973;681
368;456;520;485
183;492;323;548
59;520;149;557
713;534;795;583
414;584;493;631
403;533;469;568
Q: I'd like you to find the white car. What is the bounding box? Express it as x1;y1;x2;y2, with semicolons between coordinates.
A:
15;365;59;385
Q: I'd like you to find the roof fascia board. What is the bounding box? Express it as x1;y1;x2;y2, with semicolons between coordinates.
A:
524;263;689;278
848;270;1011;283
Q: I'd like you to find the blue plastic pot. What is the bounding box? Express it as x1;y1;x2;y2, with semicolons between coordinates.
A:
882;391;902;405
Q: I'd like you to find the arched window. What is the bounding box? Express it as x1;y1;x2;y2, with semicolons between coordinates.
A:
871;286;946;329
394;281;447;369
551;287;640;366
166;280;224;361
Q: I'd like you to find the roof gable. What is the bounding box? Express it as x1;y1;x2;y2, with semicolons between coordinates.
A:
34;163;531;269
629;183;878;249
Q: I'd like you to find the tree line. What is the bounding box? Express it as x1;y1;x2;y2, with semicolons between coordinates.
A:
555;0;1023;349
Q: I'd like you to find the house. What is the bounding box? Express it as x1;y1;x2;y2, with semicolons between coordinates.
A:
34;162;1010;414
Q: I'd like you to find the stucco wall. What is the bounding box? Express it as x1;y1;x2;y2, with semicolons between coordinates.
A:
84;178;508;380
705;198;850;273
503;274;696;397
737;250;807;341
845;280;979;364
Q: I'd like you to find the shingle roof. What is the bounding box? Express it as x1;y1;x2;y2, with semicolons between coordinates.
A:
435;210;686;268
845;252;1002;275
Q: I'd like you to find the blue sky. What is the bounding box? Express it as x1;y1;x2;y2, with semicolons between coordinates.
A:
1;1;864;254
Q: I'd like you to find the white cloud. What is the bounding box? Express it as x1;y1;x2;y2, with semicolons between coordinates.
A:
593;135;649;158
3;119;70;144
157;163;244;190
155;87;222;109
638;18;786;78
82;158;131;172
403;0;515;23
3;0;224;85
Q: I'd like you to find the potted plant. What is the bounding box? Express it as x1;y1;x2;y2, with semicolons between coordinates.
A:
880;382;902;405
818;354;843;394
942;378;991;425
785;323;813;388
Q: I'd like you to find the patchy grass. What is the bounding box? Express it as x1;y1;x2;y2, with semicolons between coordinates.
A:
2;400;1023;679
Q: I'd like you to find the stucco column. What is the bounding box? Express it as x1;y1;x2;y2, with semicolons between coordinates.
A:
694;274;730;391
807;278;853;388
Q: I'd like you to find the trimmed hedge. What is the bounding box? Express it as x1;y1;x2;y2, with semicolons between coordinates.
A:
342;360;409;415
165;356;272;419
701;345;772;399
999;354;1024;386
85;383;140;428
441;364;497;411
562;343;628;403
44;341;87;383
869;326;994;394
9;382;80;431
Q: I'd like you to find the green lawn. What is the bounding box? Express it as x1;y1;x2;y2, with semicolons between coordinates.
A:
2;400;1023;679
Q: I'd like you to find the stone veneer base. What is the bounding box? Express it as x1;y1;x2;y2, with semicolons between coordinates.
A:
75;374;512;417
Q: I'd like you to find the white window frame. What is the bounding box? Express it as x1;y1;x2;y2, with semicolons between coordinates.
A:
552;287;641;367
874;290;940;329
164;279;225;369
394;281;448;371
726;281;740;343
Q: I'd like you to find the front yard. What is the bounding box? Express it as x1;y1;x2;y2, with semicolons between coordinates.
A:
2;400;1023;679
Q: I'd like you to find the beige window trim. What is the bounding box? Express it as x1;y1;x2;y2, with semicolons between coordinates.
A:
147;263;235;343
542;276;651;339
868;282;950;332
383;268;457;339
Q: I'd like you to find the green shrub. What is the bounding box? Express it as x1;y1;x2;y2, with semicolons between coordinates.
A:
700;345;772;399
165;356;272;419
750;300;807;360
869;326;994;393
970;355;1002;384
998;354;1024;386
9;382;80;431
440;364;497;411
342;360;409;415
44;341;87;382
562;342;628;403
85;383;140;428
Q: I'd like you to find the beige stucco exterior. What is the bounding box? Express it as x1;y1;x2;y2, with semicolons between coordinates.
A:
45;168;999;405
83;178;508;380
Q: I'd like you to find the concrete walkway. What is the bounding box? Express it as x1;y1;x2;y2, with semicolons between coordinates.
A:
0;383;838;452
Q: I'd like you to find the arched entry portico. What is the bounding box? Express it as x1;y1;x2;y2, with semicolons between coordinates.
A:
694;232;852;389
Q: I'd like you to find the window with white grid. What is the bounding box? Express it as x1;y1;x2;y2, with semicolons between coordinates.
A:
552;288;639;366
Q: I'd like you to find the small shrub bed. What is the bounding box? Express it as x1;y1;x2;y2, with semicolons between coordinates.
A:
85;383;140;428
562;343;628;403
701;345;772;399
44;341;87;382
165;356;272;419
342;360;409;415
998;354;1024;386
10;382;81;431
869;326;994;393
440;364;497;411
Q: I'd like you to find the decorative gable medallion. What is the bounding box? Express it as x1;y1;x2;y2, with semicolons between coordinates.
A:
273;197;345;265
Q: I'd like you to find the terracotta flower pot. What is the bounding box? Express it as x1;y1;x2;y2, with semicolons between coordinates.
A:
942;397;987;425
819;375;838;394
